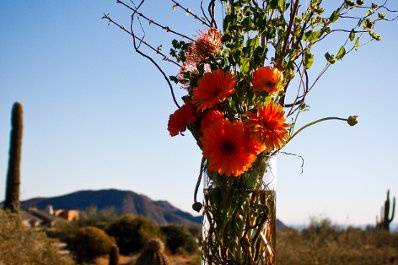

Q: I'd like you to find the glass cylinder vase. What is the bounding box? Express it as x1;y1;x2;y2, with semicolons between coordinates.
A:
201;154;277;265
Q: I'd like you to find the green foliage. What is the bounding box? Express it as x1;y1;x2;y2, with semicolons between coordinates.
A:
0;210;75;265
4;102;23;213
277;218;398;265
76;207;120;230
67;226;115;264
106;215;163;255
161;225;198;254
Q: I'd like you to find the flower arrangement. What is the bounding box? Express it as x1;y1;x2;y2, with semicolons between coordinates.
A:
104;0;397;264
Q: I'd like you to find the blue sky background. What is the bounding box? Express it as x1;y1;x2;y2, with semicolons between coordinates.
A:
0;1;397;226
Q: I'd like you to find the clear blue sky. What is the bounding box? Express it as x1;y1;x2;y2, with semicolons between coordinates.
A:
0;1;397;226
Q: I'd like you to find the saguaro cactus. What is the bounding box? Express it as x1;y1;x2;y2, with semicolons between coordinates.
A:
376;189;395;231
108;245;120;265
3;102;24;213
135;239;170;265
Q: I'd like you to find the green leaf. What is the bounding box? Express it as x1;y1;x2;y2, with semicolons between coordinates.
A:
278;0;286;11
325;52;336;64
329;10;340;22
336;46;346;60
344;0;355;7
303;30;321;43
349;30;355;41
354;38;360;49
304;50;314;69
240;57;250;74
169;75;179;84
369;31;381;41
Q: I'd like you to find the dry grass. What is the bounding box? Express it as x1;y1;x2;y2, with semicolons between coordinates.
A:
95;253;200;265
95;219;398;265
277;219;398;265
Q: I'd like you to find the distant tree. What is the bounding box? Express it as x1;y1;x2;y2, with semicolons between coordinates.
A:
107;215;163;255
77;207;120;230
161;225;198;254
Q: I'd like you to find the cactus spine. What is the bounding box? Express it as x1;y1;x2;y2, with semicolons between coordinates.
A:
3;102;24;213
108;245;120;265
376;189;395;231
135;239;170;265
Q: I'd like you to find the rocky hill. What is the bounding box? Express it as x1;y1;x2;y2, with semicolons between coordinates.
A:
20;189;201;225
2;188;287;228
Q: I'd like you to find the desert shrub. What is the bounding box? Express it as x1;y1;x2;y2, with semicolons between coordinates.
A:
187;224;202;238
67;226;115;264
161;224;198;254
107;215;163;255
76;207;120;230
0;210;75;265
302;217;341;241
49;219;80;241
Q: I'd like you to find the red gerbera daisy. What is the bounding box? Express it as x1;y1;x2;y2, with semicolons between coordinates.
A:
167;103;197;137
201;118;259;177
252;66;283;94
200;110;224;130
193;69;236;112
247;102;288;151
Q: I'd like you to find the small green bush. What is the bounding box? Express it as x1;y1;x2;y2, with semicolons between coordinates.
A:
0;210;75;265
161;224;198;254
76;207;120;230
107;215;163;255
68;226;115;263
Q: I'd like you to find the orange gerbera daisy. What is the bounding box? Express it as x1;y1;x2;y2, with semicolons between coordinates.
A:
252;66;283;94
168;103;197;137
201;118;259;177
247;102;289;151
193;69;236;112
200;110;224;130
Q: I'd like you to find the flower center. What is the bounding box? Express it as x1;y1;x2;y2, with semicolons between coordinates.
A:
220;140;236;155
264;81;275;88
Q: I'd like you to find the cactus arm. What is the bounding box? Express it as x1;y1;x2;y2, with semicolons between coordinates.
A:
3;102;23;213
388;196;396;223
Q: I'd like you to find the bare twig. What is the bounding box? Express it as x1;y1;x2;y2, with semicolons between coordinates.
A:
128;2;181;108
117;0;195;41
280;151;305;174
171;0;211;27
102;14;181;67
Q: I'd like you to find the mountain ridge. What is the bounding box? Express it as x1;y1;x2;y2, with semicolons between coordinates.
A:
18;188;202;225
1;188;287;229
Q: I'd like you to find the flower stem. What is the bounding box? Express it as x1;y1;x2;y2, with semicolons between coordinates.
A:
286;116;348;145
